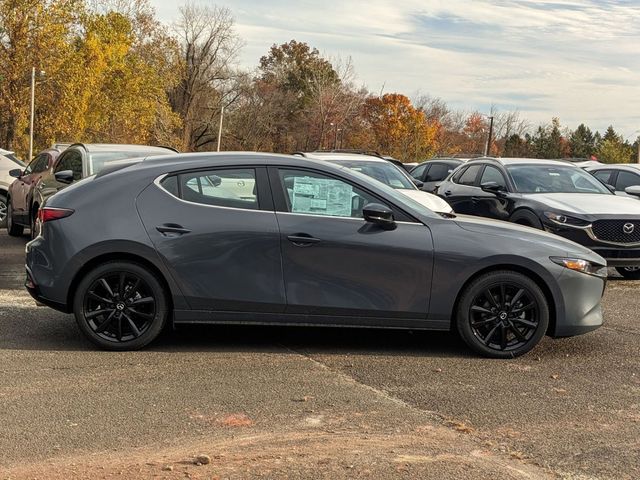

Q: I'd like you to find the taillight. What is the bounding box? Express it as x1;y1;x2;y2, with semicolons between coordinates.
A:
38;207;74;223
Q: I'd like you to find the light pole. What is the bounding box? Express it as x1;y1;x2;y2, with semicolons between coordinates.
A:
28;68;45;161
484;116;494;156
216;105;224;152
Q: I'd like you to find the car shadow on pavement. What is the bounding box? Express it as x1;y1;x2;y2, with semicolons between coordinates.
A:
0;304;471;357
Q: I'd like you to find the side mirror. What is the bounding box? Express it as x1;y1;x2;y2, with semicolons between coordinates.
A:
54;170;74;184
412;178;424;189
210;175;222;187
481;181;507;195
363;203;396;230
9;168;23;178
625;186;640;198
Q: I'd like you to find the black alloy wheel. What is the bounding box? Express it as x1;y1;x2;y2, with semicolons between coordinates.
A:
456;271;548;358
73;261;168;350
615;266;640;280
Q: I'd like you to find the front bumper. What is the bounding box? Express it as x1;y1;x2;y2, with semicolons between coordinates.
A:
551;266;606;337
545;224;640;267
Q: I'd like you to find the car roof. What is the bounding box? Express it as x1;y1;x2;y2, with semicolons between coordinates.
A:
295;151;389;163
590;163;640;170
68;143;177;154
468;157;582;167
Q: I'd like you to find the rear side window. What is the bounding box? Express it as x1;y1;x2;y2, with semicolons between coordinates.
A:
426;163;451;182
162;168;259;210
457;165;482;186
616;171;640;192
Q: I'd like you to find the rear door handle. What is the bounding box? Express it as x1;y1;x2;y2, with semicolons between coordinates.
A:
444;190;452;196
156;224;191;235
287;234;321;247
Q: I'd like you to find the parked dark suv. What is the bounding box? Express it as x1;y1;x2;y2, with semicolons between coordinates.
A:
436;157;640;279
6;148;62;237
410;158;465;193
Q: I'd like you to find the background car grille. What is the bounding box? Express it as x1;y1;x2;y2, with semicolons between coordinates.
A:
592;220;640;244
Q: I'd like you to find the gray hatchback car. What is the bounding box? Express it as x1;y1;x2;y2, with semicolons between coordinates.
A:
25;153;607;358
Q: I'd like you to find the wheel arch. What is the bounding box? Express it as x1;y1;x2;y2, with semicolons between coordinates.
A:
450;263;557;336
509;207;543;226
66;251;175;318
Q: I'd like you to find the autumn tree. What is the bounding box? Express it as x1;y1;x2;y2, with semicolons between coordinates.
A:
170;3;242;151
362;93;439;161
595;126;634;163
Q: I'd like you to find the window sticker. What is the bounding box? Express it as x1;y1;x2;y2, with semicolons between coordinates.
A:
291;176;353;216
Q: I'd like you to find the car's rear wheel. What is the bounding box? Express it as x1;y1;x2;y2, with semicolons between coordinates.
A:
456;271;549;358
615;266;640;280
73;261;168;350
0;192;7;229
5;199;24;236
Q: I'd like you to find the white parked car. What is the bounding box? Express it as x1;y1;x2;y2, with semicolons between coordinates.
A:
295;152;454;214
0;152;26;228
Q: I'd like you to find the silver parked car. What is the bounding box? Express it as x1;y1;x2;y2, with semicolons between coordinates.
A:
0;152;26;228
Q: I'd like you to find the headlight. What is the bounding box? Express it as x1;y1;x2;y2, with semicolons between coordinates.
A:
543;212;590;227
550;257;607;278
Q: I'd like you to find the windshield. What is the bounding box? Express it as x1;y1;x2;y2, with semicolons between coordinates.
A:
89;151;164;175
507;164;611;194
329;160;415;189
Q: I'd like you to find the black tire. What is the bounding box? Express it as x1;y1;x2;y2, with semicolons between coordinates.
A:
456;271;549;358
615;266;640;280
0;192;6;229
29;205;39;239
73;261;169;350
509;209;543;229
5;198;24;236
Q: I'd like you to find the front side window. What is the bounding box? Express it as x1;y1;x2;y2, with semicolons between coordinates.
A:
480;165;508;189
168;168;259;210
616;171;640;192
457;165;482;186
592;170;612;185
410;164;428;181
279;169;377;218
54;151;83;181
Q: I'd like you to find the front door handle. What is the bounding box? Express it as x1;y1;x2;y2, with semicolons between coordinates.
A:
156;224;191;235
287;234;321;247
443;190;452;196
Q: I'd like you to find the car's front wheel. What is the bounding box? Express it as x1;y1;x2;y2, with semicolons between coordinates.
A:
456;271;549;358
73;261;169;350
615;266;640;280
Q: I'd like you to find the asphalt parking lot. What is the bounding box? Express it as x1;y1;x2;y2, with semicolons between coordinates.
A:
0;230;638;479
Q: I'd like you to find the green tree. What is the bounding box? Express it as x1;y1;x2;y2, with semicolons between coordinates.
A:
568;124;595;158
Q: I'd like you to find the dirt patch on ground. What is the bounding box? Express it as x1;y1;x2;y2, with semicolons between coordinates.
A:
0;428;551;480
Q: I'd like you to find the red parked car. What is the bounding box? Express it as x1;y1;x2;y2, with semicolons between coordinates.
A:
6;148;63;238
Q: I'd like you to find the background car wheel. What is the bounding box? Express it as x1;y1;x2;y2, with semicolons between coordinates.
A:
30;206;40;239
5;199;24;236
456;271;549;358
0;192;8;229
615;266;640;280
73;261;169;350
509;209;543;229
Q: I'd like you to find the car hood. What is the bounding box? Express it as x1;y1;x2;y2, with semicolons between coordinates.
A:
526;193;640;215
453;214;603;261
398;189;453;214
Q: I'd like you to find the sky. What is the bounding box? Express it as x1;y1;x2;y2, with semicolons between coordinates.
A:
150;0;640;138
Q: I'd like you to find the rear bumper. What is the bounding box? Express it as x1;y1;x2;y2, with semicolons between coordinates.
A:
25;266;70;313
